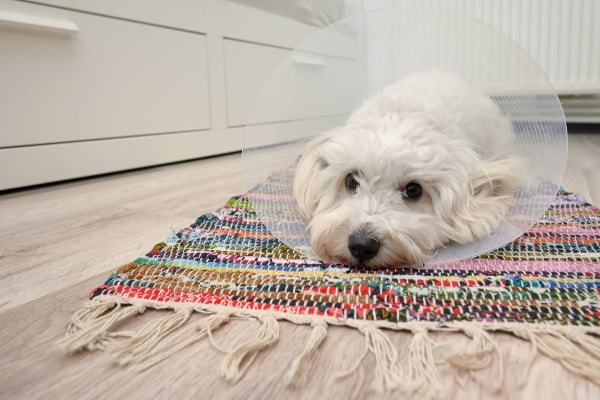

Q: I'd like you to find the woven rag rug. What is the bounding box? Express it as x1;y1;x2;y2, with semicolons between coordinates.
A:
63;175;600;396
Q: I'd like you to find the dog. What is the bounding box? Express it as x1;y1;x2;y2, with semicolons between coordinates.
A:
293;71;523;268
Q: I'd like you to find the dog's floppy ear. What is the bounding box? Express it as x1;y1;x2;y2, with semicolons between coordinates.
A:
293;133;332;221
453;158;523;242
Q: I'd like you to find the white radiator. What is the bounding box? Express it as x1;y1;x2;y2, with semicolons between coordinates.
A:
374;0;600;122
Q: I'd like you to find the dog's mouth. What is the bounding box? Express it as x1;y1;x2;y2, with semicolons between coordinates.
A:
350;254;415;269
318;242;423;268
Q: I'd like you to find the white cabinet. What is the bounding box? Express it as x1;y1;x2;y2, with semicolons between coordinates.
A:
1;8;210;147
224;40;289;128
0;0;336;190
224;39;358;127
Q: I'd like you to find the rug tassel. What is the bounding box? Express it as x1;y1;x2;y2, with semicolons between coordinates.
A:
61;302;146;354
406;327;443;398
135;312;230;371
332;335;369;381
437;325;504;392
512;328;600;386
285;321;328;388
565;330;600;360
109;307;193;365
221;316;280;383
530;330;600;385
358;325;404;393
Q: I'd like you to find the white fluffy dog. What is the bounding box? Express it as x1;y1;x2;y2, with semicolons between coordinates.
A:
293;71;523;268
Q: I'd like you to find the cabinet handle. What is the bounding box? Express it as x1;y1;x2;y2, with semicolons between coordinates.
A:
293;55;326;67
0;10;79;34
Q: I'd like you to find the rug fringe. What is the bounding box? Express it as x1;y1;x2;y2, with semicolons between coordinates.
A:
136;312;231;371
405;327;444;398
109;307;192;365
358;325;404;393
62;300;600;396
436;324;504;392
61;301;146;353
220;316;280;383
565;330;600;361
512;327;600;386
285;321;328;388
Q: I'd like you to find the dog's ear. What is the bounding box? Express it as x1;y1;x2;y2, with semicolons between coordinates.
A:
293;133;332;221
451;158;523;243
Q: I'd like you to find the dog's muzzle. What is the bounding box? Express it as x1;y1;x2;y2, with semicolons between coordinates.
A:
348;232;380;263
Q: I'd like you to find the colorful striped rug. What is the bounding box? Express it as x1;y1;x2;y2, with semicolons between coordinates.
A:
63;179;600;396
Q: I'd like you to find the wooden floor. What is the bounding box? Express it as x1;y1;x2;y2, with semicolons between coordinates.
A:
1;133;599;400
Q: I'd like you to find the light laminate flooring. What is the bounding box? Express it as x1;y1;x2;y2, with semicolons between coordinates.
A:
1;133;599;399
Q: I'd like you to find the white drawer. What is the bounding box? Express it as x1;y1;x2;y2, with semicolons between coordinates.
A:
23;0;322;51
224;39;359;127
0;6;210;147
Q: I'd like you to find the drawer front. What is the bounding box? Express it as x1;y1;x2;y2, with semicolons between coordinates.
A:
22;1;321;51
224;39;359;127
0;128;244;191
0;6;210;147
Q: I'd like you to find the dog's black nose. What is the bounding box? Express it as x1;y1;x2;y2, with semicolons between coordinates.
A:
348;233;379;263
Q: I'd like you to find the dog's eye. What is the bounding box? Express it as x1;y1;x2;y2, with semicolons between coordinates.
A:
344;173;359;192
403;182;422;199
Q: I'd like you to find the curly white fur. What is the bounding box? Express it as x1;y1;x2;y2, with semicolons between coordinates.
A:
293;71;523;268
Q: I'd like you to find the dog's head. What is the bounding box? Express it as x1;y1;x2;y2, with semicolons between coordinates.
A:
293;113;522;267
